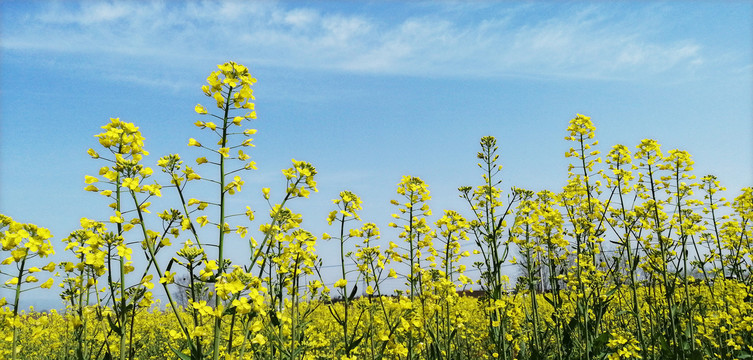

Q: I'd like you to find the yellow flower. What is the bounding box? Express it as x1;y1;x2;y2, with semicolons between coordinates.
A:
122;177;140;191
160;271;175;284
142;184;161;197
195;104;208;114
232;297;252;314
42;262;56;272
139;167;153;177
250;333;266;345
141;274;154;289
188;138;201;147
181;217;191;230
40;278;54;289
213;91;225;107
334;278;348;288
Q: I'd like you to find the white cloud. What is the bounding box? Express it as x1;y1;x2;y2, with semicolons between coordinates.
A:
281;8;319;29
35;1;133;25
1;1;719;82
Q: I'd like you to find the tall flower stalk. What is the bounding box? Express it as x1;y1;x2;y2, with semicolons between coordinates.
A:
459;136;521;360
326;190;368;358
389;175;433;359
561;114;614;358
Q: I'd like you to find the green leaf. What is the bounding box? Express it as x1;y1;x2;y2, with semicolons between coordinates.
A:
106;314;122;336
328;305;343;325
592;332;611;355
223;305;237;316
615;310;631;317
166;257;176;273
604;285;619;298
543;294;555;307
169;345;192;360
268;309;280;326
347;334;365;353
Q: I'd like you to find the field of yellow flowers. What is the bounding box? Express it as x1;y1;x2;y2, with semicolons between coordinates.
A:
2;61;751;360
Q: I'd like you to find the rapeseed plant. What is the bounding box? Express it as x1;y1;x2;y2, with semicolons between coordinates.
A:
0;215;55;360
5;62;752;360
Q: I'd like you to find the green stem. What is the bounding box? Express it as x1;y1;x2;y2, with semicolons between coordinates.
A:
339;213;351;356
577;133;594;357
174;174;203;248
130;190;197;358
11;256;27;360
525;229;541;354
213;85;233;360
674;166;696;352
615;167;648;360
407;200;415;360
114;170;127;360
545;234;563;360
646;164;682;359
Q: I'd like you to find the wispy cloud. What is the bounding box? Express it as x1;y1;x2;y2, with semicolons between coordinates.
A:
2;1;718;83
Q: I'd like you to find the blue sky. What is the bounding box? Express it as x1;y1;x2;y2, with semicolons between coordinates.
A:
1;1;751;309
